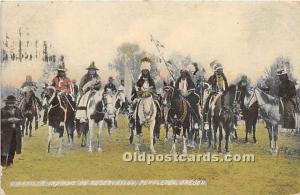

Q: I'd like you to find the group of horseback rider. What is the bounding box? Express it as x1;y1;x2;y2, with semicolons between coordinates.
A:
1;56;298;166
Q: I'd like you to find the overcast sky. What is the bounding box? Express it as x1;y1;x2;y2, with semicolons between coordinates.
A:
1;1;300;87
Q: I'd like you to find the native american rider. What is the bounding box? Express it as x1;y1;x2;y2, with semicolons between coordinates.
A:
76;61;102;122
203;60;228;129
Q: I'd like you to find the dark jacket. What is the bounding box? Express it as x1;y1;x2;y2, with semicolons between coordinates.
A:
207;72;228;92
1;106;23;155
104;83;117;93
278;79;296;99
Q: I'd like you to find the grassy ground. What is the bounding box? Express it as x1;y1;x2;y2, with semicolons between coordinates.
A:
2;116;300;195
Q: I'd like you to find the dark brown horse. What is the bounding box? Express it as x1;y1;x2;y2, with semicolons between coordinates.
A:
237;87;259;143
207;85;240;153
164;86;191;154
17;90;40;137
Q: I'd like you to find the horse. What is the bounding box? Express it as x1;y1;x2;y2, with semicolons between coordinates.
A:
238;87;259;143
162;85;173;142
134;88;160;154
17;89;40;137
164;86;191;154
113;89;127;127
248;88;281;154
102;90;118;133
44;86;76;154
206;85;239;153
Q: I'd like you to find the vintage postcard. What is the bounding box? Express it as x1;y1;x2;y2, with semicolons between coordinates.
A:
1;1;300;195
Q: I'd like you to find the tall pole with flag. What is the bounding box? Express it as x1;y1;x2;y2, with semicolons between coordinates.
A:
150;34;178;82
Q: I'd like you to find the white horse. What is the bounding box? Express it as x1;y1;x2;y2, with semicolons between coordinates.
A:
134;89;158;153
248;88;281;154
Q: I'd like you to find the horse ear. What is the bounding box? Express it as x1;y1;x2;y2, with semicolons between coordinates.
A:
163;81;167;86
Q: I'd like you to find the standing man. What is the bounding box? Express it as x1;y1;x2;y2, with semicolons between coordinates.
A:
1;95;23;167
277;68;298;130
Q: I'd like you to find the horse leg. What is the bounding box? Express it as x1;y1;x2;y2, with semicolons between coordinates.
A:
253;121;257;143
29;118;33;137
267;126;273;153
80;122;88;147
218;125;223;153
182;128;187;154
213;122;218;150
47;127;53;153
25;118;29;136
164;122;169;142
129;117;135;144
97;120;104;152
88;120;94;152
273;125;279;154
57;126;64;155
207;123;212;150
149;121;156;154
225;129;230;153
170;133;176;154
198;127;202;151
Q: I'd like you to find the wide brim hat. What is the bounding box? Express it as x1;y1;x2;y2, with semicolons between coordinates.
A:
4;95;17;103
86;61;99;70
56;63;67;72
276;68;288;76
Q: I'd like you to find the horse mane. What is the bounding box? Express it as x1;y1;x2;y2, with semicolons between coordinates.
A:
223;84;236;95
257;88;277;105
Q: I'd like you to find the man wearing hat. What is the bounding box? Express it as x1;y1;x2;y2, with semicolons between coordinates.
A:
21;75;37;90
277;68;298;130
51;63;72;94
76;62;102;124
104;76;117;94
79;61;101;95
1;95;23;166
203;60;228;129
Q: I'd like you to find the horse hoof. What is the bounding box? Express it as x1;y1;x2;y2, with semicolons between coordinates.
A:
97;148;103;152
218;149;222;153
164;138;168;143
135;146;140;152
170;150;177;155
81;143;86;147
224;152;231;157
150;149;156;154
88;147;93;152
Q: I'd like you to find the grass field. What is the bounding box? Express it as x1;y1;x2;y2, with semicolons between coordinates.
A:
2;116;300;195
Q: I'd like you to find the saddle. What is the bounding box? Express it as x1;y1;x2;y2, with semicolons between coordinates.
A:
208;93;222;112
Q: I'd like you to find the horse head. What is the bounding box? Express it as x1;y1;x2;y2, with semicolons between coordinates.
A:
162;85;174;106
